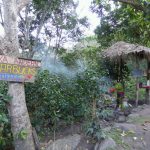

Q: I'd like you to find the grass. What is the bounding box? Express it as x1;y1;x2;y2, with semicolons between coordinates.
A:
105;128;135;150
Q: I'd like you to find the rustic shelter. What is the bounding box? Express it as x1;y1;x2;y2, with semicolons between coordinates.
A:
102;41;150;106
102;41;150;59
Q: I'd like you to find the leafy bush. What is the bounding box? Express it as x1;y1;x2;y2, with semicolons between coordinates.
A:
86;121;106;142
0;68;111;147
25;69;101;132
97;109;114;120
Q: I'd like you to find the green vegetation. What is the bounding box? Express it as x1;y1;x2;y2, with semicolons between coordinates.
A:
92;0;150;47
25;69;101;131
86;121;106;142
106;128;135;150
0;67;106;148
1;0;150;149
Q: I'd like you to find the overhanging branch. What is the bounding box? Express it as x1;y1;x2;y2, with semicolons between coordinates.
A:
113;0;144;11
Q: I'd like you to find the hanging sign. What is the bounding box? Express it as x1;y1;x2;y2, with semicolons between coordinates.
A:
0;55;41;82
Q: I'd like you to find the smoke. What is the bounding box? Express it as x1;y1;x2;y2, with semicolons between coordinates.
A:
34;46;86;78
42;52;86;78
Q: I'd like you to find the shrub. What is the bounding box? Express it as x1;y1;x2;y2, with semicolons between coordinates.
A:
25;69;101;132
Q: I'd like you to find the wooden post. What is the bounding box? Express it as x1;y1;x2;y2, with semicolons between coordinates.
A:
136;77;139;107
145;60;150;105
32;128;40;150
135;57;139;107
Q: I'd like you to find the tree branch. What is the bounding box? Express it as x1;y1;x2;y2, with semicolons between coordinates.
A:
0;36;4;54
113;0;144;11
0;5;4;26
17;0;31;12
28;11;48;58
35;11;48;41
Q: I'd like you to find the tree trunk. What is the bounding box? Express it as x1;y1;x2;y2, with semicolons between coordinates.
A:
3;0;35;149
8;83;35;150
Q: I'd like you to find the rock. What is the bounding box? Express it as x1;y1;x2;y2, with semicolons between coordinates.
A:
94;138;116;150
114;123;136;132
132;109;138;113
142;104;149;108
103;127;111;132
128;113;140;119
46;134;81;150
118;115;126;123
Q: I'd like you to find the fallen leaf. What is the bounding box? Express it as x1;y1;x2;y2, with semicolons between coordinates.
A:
128;130;135;134
133;137;137;140
121;131;127;137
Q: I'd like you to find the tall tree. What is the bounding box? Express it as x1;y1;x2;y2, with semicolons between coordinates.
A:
1;0;35;149
91;0;150;47
18;0;88;58
92;0;150;12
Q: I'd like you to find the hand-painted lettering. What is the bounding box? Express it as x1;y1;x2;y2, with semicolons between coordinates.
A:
0;55;40;82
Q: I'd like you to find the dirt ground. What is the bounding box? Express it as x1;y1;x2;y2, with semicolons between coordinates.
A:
43;105;150;150
41;122;95;150
114;105;150;150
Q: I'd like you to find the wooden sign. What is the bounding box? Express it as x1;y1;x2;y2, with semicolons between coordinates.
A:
0;55;41;82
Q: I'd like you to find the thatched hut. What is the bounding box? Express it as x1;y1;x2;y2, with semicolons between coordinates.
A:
102;41;150;59
102;41;150;106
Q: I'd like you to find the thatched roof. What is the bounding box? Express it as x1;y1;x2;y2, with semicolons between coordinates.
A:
102;41;150;60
